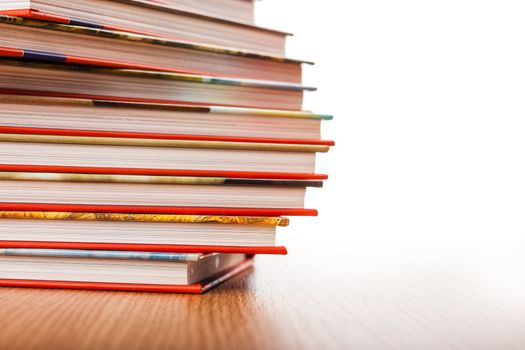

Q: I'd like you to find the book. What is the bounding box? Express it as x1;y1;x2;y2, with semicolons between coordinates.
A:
144;0;256;25
0;211;289;254
0;94;332;142
0;173;314;208
0;143;318;174
0;58;312;110
0;0;288;54
0;0;333;294
0;15;306;83
0;138;320;174
0;248;252;293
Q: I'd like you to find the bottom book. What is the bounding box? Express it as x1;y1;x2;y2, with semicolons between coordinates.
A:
0;249;253;294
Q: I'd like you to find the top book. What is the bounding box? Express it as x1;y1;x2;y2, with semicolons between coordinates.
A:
140;0;256;24
1;0;288;55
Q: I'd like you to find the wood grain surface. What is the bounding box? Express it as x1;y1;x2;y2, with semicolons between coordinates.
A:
0;230;525;350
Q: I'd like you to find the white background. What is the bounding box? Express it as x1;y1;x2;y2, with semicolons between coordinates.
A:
255;0;525;286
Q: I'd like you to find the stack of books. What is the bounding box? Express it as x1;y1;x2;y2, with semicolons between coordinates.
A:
0;0;332;293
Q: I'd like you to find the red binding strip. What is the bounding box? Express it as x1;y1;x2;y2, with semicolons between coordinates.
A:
0;47;24;58
0;9;33;17
0;125;335;146
0;241;288;255
0;164;328;180
0;203;318;216
21;9;71;24
0;278;203;293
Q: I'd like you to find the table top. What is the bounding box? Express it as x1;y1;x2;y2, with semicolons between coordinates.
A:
0;228;524;350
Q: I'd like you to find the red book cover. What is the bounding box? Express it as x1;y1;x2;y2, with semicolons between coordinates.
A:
0;241;288;255
0;125;335;147
0;203;317;217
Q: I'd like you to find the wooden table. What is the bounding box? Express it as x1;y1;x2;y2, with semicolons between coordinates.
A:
1;229;524;350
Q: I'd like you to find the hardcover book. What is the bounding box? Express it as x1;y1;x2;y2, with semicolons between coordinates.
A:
0;211;290;254
108;0;257;25
0;0;287;54
0;94;332;142
0;136;321;174
0;171;319;209
0;58;312;110
0;248;253;293
0;15;306;83
0;0;333;294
